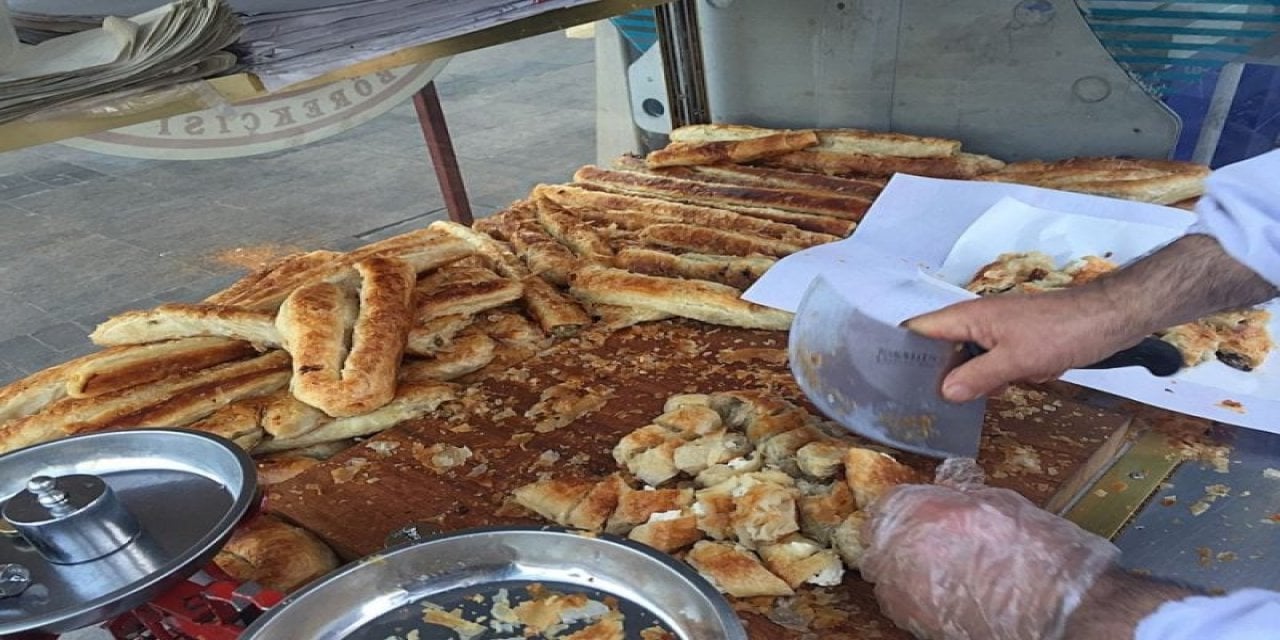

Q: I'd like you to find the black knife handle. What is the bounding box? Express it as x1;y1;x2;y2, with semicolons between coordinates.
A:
962;337;1184;377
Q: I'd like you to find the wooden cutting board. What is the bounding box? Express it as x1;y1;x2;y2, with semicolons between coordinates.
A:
268;319;1134;639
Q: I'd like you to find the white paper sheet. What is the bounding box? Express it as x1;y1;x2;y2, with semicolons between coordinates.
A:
745;175;1280;434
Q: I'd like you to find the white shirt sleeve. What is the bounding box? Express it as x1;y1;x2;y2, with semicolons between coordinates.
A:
1136;589;1280;640
1187;149;1280;287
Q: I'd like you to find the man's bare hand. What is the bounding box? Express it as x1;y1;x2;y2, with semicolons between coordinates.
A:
906;288;1140;402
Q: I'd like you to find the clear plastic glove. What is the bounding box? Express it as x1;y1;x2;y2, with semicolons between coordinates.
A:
860;460;1120;640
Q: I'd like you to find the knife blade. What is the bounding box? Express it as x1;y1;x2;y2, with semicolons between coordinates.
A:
788;276;1184;459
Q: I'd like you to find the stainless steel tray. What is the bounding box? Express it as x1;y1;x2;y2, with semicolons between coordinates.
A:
0;429;257;635
242;526;748;640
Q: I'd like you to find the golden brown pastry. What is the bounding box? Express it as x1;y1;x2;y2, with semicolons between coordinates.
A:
628;510;703;552
685;541;794;598
639;223;805;258
614;248;776;290
646;130;819;168
669;123;962;158
65;337;258;398
758;535;845;588
569;266;793;331
574;165;869;222
765;150;1005;179
213;515;339;593
0;351;289;455
253;382;456;453
90;304;281;348
844;447;922;509
278;257;415;417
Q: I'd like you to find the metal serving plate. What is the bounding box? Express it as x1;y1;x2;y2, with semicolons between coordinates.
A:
0;429;258;635
242;526;748;640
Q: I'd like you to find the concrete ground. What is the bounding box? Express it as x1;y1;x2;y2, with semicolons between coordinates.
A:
0;32;597;387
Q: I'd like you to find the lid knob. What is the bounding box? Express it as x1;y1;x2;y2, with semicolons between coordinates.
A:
27;477;74;517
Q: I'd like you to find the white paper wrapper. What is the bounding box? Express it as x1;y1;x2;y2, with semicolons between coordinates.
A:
745;175;1280;434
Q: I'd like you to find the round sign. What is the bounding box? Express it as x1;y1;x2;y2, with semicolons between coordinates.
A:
64;58;449;160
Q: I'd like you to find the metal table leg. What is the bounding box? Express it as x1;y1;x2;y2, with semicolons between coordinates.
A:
412;81;473;226
655;0;711;129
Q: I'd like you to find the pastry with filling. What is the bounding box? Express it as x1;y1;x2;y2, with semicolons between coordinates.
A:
685;541;794;598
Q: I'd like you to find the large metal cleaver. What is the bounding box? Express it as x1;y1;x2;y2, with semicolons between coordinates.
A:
789;276;1182;459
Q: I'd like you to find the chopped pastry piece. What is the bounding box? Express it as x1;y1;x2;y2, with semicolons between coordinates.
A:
759;535;846;588
606;486;693;535
1159;322;1220;366
844;447;922;508
654;405;723;437
966;252;1059;296
796;440;848;480
628;510;703;552
831;511;870;568
664;393;712;412
692;480;738;540
758;426;822;475
525;380;613;433
640;626;677;640
513;478;595;525
686;541;794;598
797;480;857;546
731;474;801;547
1204;309;1273;371
255;454;321;486
613;424;676;466
563;611;625;640
1065;255;1118;285
566;474;628;532
627;439;683;487
674;430;752;475
695;452;765;488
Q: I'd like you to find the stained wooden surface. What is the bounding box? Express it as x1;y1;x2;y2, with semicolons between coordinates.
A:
268;320;1134;638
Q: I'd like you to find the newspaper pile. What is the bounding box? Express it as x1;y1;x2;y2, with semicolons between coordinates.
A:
0;0;241;125
9;0;596;91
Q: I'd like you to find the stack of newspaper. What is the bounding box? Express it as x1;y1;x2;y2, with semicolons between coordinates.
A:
8;0;597;91
0;0;240;124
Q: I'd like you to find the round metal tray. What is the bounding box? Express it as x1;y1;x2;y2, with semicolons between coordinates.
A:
0;429;258;635
242;526;748;640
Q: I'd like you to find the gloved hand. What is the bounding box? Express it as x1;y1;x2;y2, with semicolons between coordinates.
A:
860;460;1120;640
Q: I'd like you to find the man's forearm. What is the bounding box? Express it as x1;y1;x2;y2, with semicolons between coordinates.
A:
1093;234;1278;335
1063;567;1195;640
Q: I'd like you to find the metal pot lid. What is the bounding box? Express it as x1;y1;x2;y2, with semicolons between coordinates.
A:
0;429;258;635
242;526;749;640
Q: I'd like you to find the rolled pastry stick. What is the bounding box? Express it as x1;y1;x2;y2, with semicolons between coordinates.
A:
533;197;614;262
765;150;1006;179
253;381;457;453
430;221;591;337
0;351;290;455
570;265;793;331
640;223;804;258
66;337;257;398
260;390;329;440
670;123;962;158
91;304;281;348
534;184;837;247
206;250;342;309
278;257;416;418
647;129;819;168
573;165;870;222
614;248;775;290
108;368;291;430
